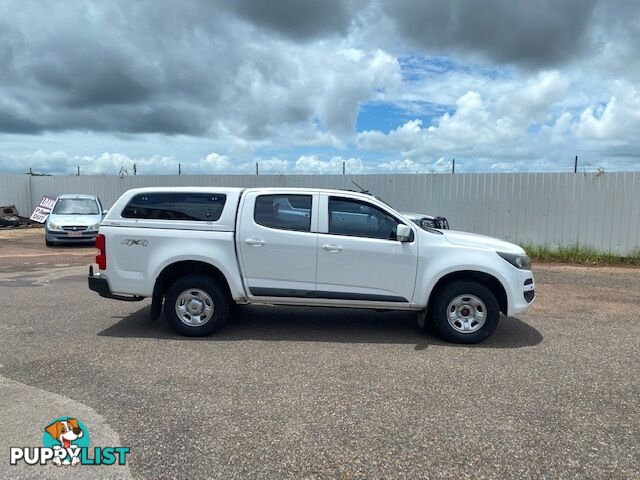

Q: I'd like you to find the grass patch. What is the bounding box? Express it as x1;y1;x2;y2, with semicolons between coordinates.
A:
522;243;640;266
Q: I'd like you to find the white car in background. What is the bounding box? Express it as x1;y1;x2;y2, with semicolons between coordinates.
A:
45;194;106;246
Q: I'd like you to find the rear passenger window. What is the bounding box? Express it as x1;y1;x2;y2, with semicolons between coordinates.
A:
254;194;312;232
121;193;227;221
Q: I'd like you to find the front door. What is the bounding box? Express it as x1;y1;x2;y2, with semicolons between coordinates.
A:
316;194;418;304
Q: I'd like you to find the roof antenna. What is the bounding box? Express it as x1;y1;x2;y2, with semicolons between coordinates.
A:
351;180;370;194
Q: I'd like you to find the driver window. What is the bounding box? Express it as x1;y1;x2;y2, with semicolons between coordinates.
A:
328;197;400;240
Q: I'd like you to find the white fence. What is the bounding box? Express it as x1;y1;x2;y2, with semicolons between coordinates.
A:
1;172;638;255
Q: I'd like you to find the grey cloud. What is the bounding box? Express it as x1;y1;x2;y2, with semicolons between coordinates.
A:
229;0;352;39
0;0;355;137
381;0;599;67
32;46;153;108
0;108;41;134
1;0;640;142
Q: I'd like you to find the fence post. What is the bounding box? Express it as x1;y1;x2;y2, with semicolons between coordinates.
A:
574;155;578;173
28;169;33;212
178;163;181;175
452;158;455;174
342;160;345;175
256;162;259;175
77;166;80;176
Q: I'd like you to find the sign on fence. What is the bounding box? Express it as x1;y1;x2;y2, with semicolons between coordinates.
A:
29;195;56;223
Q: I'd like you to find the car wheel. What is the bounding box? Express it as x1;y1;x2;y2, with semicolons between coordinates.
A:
45;238;55;247
164;274;230;336
430;281;500;344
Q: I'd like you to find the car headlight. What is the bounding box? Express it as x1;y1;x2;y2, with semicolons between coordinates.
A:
497;252;531;270
47;222;61;231
90;223;101;231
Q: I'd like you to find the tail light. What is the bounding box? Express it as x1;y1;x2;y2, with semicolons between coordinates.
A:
96;233;106;270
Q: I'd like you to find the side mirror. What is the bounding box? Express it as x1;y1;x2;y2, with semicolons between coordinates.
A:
396;224;412;242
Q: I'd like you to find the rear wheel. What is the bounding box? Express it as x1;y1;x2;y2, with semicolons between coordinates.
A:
430;280;500;344
164;274;230;336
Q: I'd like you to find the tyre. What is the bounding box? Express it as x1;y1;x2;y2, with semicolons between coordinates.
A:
430;281;500;344
45;238;55;247
164;274;230;336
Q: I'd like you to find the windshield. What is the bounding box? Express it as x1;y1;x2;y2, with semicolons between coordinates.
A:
52;198;100;215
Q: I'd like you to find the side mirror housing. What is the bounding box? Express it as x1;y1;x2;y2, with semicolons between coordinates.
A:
396;224;412;242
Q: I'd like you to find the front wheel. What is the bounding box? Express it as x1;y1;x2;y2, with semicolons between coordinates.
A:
164;274;230;336
430;281;500;344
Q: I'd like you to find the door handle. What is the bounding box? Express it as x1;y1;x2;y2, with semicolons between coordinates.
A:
322;244;342;252
245;238;265;247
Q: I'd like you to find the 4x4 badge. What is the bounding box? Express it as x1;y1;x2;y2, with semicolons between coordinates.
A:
121;239;148;247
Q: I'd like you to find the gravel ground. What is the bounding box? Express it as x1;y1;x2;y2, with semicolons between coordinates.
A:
0;229;638;479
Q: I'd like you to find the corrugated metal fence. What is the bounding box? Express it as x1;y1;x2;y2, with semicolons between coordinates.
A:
1;172;638;254
0;174;31;216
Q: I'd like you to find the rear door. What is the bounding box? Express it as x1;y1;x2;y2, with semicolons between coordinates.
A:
238;190;319;298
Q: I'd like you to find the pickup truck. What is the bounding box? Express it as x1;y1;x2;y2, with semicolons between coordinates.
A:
88;187;535;343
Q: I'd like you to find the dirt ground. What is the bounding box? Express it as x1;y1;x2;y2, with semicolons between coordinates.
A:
0;228;638;479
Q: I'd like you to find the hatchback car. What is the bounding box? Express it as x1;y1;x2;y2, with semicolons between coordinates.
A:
45;194;105;246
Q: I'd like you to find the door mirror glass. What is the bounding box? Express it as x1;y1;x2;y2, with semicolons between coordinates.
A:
396;224;411;242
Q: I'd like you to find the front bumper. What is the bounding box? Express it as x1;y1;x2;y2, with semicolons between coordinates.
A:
88;266;144;302
508;269;536;315
47;230;98;243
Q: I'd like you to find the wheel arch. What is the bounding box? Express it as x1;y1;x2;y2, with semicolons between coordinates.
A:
154;260;233;301
427;270;508;315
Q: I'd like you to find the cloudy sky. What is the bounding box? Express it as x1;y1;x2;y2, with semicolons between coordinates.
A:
1;0;639;175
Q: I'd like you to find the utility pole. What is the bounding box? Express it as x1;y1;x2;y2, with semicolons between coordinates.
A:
574;155;578;173
256;162;259;175
452;158;455;174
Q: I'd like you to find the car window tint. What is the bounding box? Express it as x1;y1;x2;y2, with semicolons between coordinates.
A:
121;193;227;221
254;194;312;232
328;197;399;240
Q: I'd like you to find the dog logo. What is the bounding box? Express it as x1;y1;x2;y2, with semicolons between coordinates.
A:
9;416;130;467
43;417;89;466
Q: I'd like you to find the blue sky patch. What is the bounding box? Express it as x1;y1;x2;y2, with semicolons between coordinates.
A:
356;101;454;133
398;54;509;82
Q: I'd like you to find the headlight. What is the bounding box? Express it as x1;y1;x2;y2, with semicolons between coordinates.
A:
497;252;531;270
47;222;61;231
90;223;101;231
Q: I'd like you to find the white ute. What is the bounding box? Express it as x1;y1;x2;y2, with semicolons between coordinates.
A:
88;187;535;343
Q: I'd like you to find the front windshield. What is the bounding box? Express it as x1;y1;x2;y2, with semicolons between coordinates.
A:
52;198;100;215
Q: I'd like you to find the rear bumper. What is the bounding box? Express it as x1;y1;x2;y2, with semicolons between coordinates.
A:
88;266;144;302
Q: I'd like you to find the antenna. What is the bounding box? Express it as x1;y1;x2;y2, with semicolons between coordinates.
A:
351;180;370;194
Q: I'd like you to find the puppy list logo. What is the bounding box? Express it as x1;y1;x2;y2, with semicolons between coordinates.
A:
9;417;130;467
